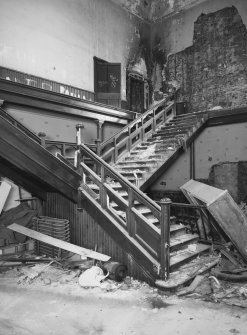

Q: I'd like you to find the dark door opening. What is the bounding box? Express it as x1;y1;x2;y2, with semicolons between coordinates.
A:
127;73;148;114
94;57;121;107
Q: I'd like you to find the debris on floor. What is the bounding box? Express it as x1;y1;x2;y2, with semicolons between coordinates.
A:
175;249;247;309
78;266;109;287
0;203;37;244
156;255;220;291
8;223;110;262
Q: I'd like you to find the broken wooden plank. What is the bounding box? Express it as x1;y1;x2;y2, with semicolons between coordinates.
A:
0;181;11;214
177;275;205;296
8;223;110;262
156;257;219;291
181;180;247;263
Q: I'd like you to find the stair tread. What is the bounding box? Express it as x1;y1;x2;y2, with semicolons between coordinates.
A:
170;233;199;247
170;243;211;267
170;224;185;232
117;170;144;175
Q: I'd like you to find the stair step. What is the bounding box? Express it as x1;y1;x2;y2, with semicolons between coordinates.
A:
159;125;193;132
130;151;140;155
174;112;203;120
174;110;205;117
154;148;176;154
139;141;160;146
148;154;167;159
146;138;165;143
170;233;199;252
143;139;178;146
167;119;198;127
156;129;188;136
170;243;211;271
116;165;151;172
135;146;148;150
119;159;163;165
153;133;186;139
170;224;187;237
116;168;145;178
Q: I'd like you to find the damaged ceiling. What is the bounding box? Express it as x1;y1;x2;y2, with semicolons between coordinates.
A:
110;0;209;21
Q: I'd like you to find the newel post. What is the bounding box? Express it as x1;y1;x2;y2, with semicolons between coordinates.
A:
38;132;46;148
160;198;172;281
75;123;84;168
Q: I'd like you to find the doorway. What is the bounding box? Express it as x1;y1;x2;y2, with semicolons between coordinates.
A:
94;57;121;107
127;73;149;114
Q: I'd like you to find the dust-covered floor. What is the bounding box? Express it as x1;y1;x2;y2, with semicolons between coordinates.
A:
0;276;246;335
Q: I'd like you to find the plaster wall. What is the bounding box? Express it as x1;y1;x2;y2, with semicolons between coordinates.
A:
150;122;247;191
0;0;150;101
5;104;123;144
151;0;247;56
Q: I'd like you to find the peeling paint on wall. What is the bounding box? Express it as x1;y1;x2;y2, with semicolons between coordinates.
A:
164;6;247;111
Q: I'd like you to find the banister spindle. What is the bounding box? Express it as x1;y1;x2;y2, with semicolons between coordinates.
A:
100;165;108;209
76;123;84;146
113;138;117;163
126;188;136;237
75;123;84;168
140;118;144;141
38;132;46;148
160;198;171;280
127;127;131;151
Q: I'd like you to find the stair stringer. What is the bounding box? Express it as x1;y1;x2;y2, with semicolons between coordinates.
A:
79;188;160;283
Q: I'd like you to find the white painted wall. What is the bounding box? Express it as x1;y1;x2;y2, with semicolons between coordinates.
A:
0;0;146;100
151;122;247;191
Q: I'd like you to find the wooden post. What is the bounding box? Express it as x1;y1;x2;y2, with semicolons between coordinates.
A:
95;139;101;156
100;166;108;209
38;132;46;148
62;143;66;157
113;138;117;163
140;119;144;141
76;123;84;146
152;110;156;131
126;188;136;237
190;141;195;179
160;198;171;280
172;101;176;117
127;127;131;152
96;120;104;142
75;123;84;168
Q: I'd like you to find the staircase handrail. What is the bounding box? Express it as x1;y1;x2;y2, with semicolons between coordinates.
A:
100;97;169;147
79;142;173;279
99;98;175;162
0;106;41;144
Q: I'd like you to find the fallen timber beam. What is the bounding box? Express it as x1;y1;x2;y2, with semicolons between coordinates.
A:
7;223;110;262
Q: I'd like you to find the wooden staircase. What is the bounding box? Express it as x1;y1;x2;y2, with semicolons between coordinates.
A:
78;142;211;282
0;100;212;284
99;101;208;191
76;97;212;282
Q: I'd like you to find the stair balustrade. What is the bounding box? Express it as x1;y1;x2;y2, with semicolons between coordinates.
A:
78;141;172;280
99;99;176;164
170;202;214;242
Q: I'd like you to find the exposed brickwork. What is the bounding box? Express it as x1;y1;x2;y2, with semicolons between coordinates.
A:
209;161;247;204
165;6;247;112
